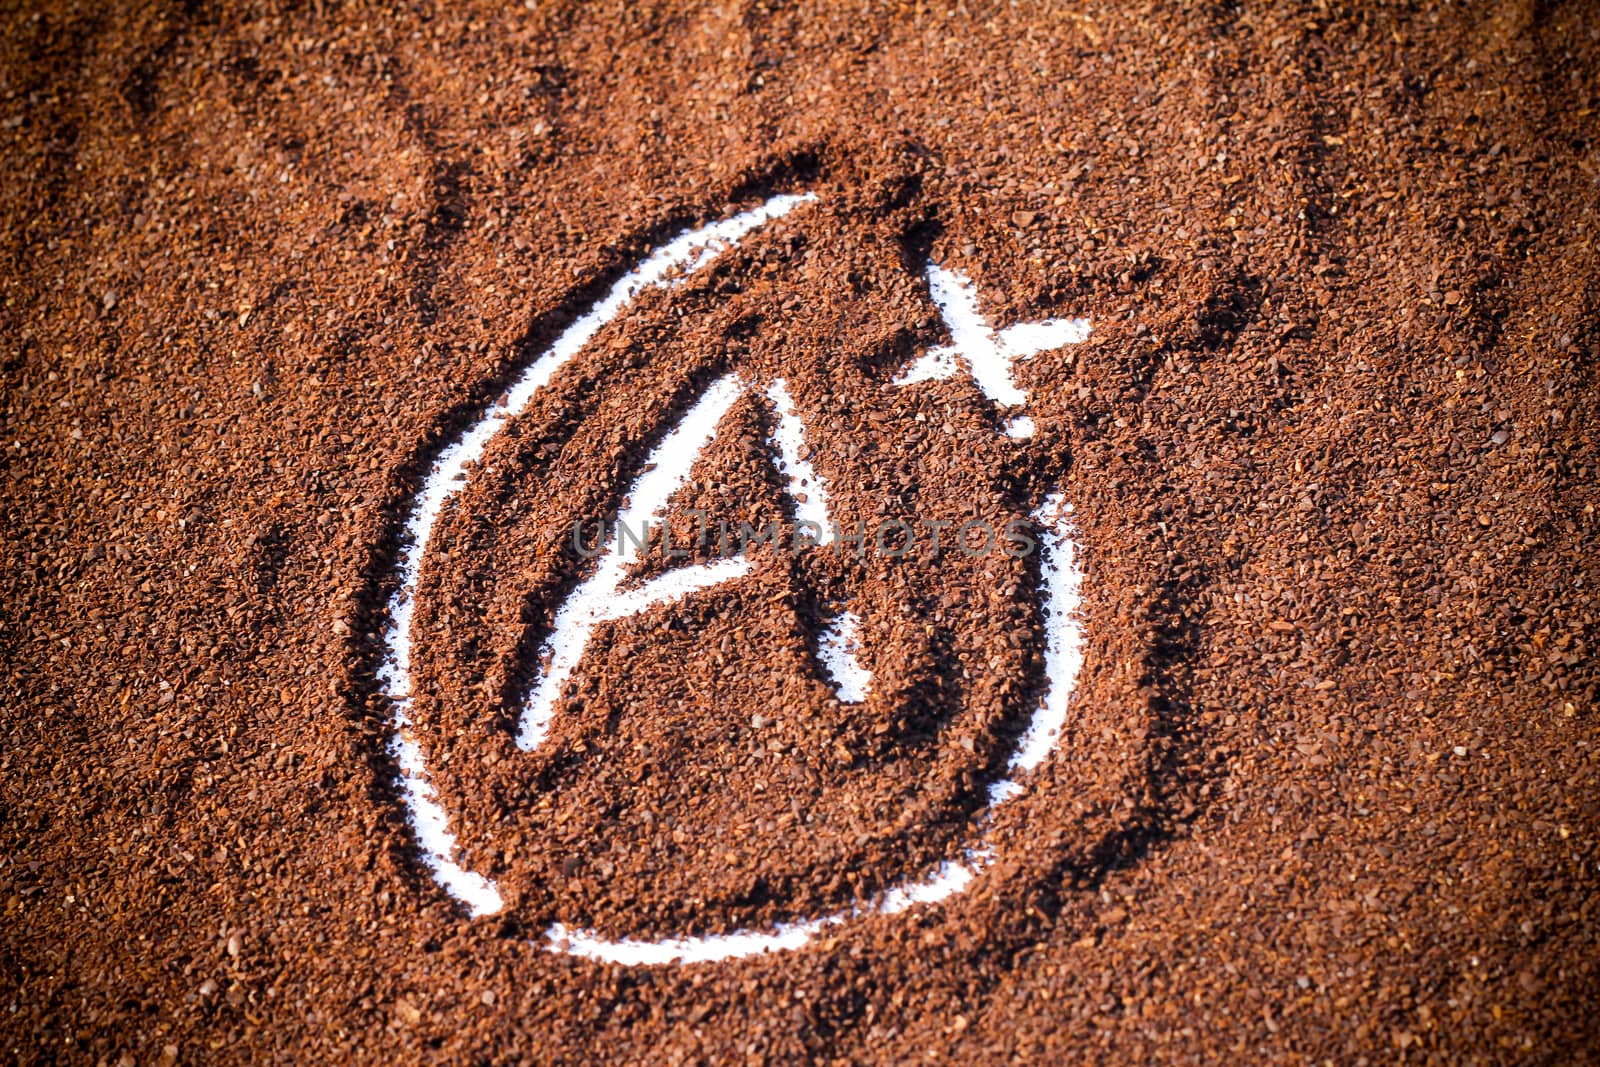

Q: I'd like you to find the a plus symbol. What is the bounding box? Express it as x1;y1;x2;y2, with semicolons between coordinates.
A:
895;263;1091;439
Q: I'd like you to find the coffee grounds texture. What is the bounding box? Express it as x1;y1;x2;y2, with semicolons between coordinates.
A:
2;2;1598;1064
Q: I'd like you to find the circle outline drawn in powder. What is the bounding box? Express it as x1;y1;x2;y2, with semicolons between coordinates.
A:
376;192;1091;966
